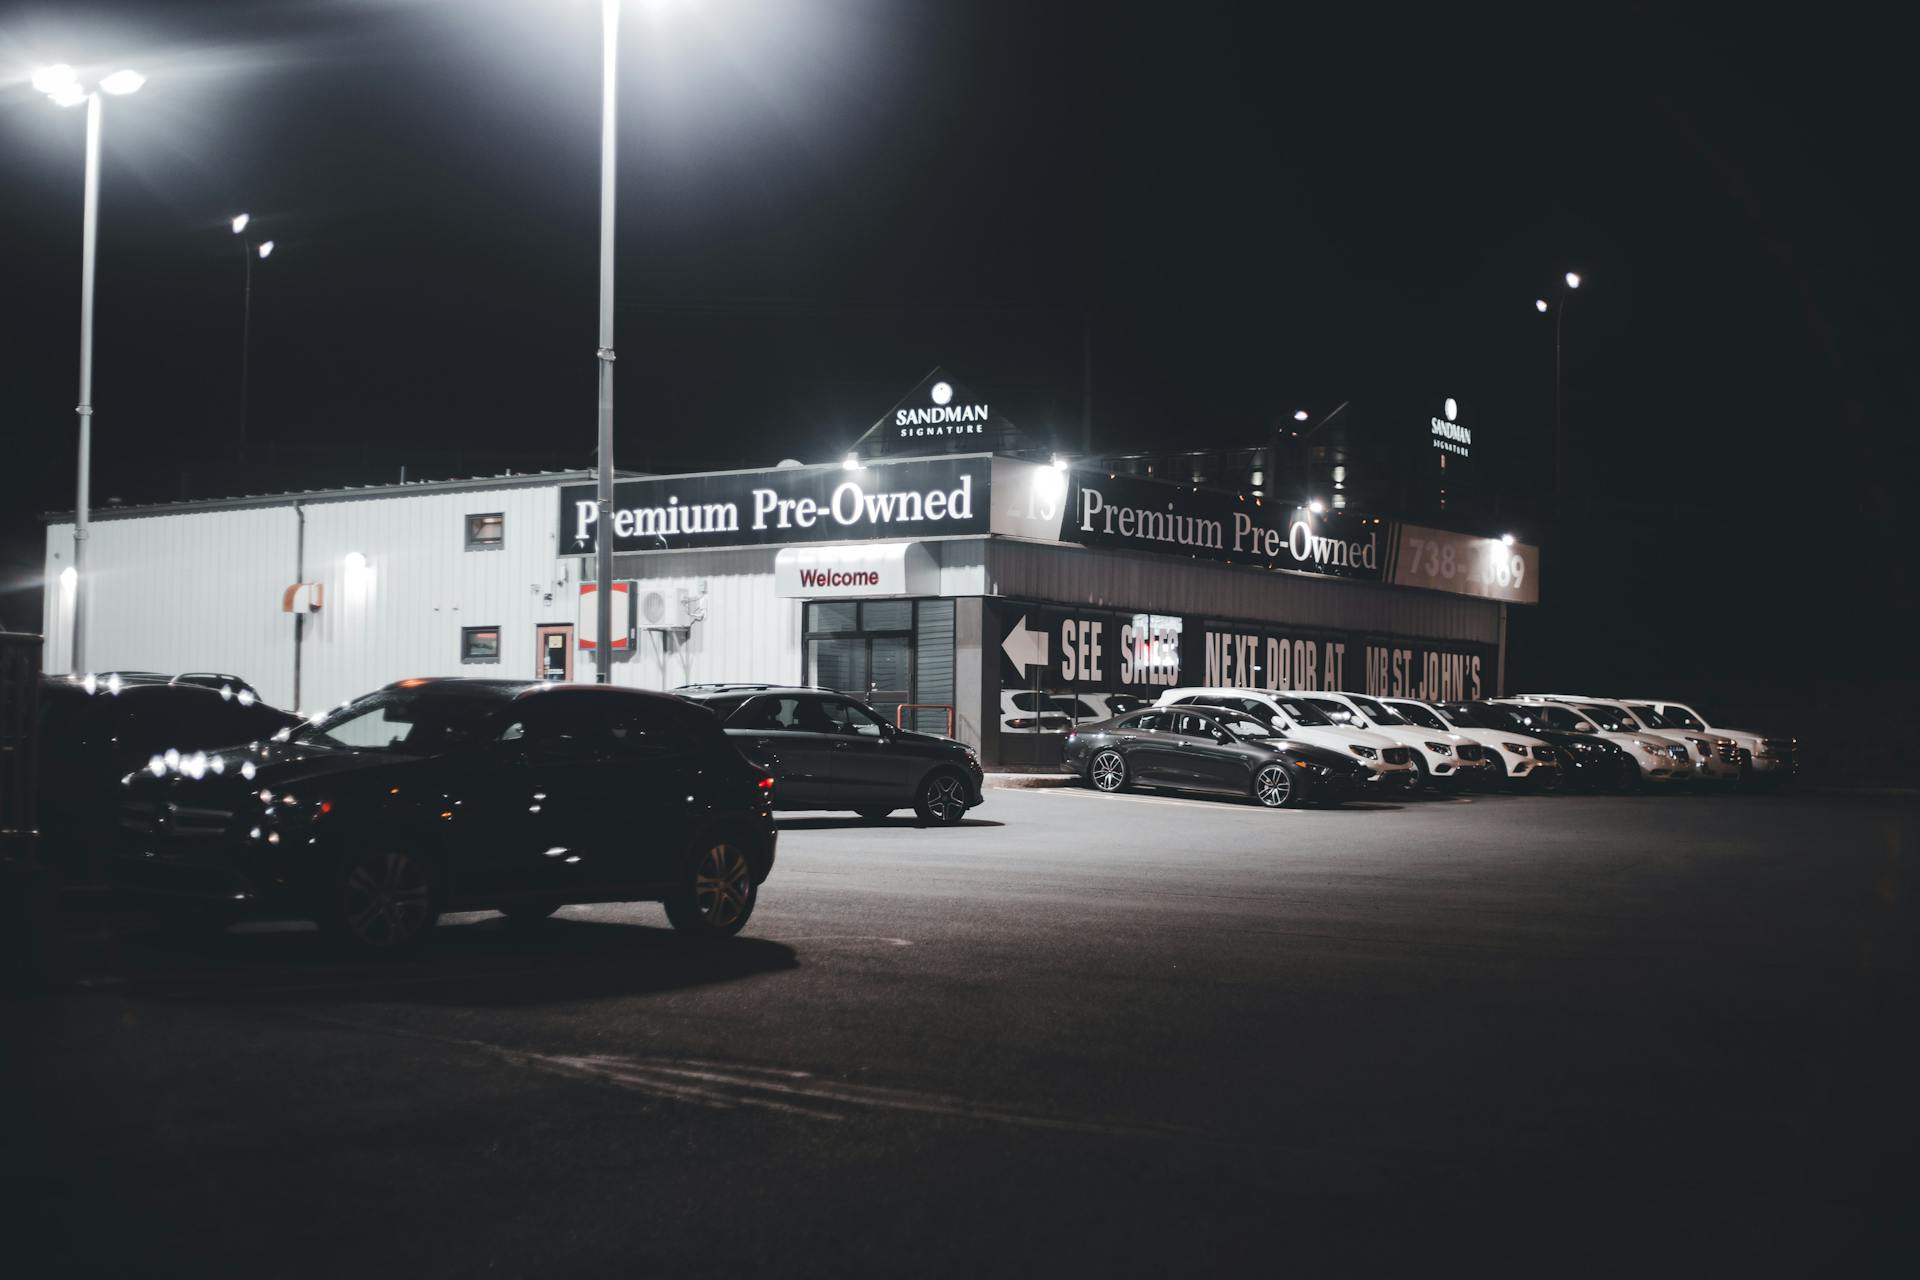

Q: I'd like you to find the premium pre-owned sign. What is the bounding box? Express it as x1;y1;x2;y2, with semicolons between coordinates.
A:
1061;472;1386;582
561;456;991;555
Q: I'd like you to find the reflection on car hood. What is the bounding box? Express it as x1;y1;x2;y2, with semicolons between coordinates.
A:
128;739;410;794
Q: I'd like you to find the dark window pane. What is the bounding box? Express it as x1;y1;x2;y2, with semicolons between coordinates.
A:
466;512;505;549
807;602;859;634
462;627;501;663
860;600;912;632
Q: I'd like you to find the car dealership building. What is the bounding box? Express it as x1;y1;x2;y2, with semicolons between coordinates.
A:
41;374;1538;766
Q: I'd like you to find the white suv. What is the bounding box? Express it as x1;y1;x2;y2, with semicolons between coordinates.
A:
1303;691;1494;788
1502;697;1692;786
1620;698;1797;784
1379;696;1558;787
1525;694;1740;786
1155;687;1418;788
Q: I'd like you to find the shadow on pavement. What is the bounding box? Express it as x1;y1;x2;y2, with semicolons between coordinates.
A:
774;815;1005;831
62;910;800;1008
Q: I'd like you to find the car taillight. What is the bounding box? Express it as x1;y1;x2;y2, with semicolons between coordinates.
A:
757;776;775;792
1008;717;1035;728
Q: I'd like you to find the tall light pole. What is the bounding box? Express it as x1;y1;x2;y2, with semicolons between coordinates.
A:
593;0;620;685
1539;270;1581;522
231;214;274;456
32;63;146;674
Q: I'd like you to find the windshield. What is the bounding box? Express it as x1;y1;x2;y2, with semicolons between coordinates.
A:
1305;697;1358;726
1346;695;1407;726
1214;713;1276;738
1273;697;1332;726
1450;703;1506;730
1659;704;1707;730
295;691;503;756
1627;704;1674;728
1581;705;1639;732
1390;701;1448;731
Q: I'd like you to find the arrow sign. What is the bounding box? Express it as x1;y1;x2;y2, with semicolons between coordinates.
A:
1002;614;1048;671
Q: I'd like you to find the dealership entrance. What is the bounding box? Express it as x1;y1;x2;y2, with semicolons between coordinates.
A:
803;599;955;734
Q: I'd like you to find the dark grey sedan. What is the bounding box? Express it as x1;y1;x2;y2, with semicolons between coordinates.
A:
1062;706;1373;808
677;685;985;825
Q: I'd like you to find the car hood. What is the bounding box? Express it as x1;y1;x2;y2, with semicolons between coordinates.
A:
129;739;421;793
892;728;974;756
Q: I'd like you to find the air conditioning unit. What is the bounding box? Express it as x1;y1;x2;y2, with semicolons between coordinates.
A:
636;584;695;630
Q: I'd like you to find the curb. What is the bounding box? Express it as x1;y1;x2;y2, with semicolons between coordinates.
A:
985;772;1081;790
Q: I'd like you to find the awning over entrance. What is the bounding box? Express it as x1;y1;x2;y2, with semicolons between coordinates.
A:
774;542;939;599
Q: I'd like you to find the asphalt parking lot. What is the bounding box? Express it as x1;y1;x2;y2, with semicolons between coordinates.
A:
6;785;1916;1276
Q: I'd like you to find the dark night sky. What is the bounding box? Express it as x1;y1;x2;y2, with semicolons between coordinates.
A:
3;2;1915;721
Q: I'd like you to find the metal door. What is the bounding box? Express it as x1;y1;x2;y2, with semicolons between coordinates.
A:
536;625;573;681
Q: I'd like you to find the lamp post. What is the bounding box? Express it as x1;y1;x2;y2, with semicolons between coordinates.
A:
1539;270;1581;522
232;215;274;456
592;0;620;685
32;63;145;674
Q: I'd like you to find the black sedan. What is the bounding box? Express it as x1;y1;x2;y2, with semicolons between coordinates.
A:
1063;705;1373;808
111;679;778;953
1451;701;1638;791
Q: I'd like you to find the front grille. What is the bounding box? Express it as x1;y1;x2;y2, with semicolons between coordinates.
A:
1531;746;1555;760
168;802;238;838
1717;740;1739;764
1455;744;1482;761
1382;747;1410;765
1667;745;1689;761
119;796;236;841
119;798;159;836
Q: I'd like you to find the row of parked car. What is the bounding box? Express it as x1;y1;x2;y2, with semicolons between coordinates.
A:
35;668;1793;950
1060;687;1797;808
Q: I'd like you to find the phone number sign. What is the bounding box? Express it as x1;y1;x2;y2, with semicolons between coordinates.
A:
1388;524;1539;604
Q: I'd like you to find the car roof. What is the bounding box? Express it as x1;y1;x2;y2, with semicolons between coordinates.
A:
375;677;693;707
676;683;838;697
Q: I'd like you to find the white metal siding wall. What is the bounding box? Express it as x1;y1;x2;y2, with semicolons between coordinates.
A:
42;511;298;704
608;547;798;691
981;538;1500;644
299;485;572;711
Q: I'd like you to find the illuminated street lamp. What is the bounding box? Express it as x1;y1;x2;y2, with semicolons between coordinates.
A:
591;0;622;685
33;61;145;673
1538;269;1584;521
232;216;276;454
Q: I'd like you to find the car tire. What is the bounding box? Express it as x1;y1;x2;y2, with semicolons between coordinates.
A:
1087;749;1128;794
1409;755;1432;793
664;836;758;938
499;901;560;924
1252;762;1307;809
1482;754;1509;789
854;807;894;822
913;771;971;826
320;847;439;956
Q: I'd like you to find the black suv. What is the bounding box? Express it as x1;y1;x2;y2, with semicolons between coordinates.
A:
677;685;984;825
112;679;778;952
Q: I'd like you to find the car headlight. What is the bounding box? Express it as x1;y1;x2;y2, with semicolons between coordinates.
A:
1637;741;1665;756
1424;741;1452;755
1502;742;1529;755
1349;745;1377;759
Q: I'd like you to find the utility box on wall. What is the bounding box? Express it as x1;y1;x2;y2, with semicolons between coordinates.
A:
577;580;636;653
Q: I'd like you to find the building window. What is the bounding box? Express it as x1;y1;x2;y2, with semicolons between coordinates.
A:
465;512;505;550
461;626;501;663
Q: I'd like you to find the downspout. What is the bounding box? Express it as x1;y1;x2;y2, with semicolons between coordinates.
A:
293;501;306;710
1495;602;1509;698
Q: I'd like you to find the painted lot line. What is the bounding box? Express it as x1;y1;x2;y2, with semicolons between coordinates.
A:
1029;787;1303;814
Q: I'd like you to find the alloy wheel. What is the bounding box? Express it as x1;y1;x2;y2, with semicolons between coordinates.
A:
1254;764;1294;808
693;842;754;929
1090;750;1126;792
924;775;969;823
343;851;433;949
